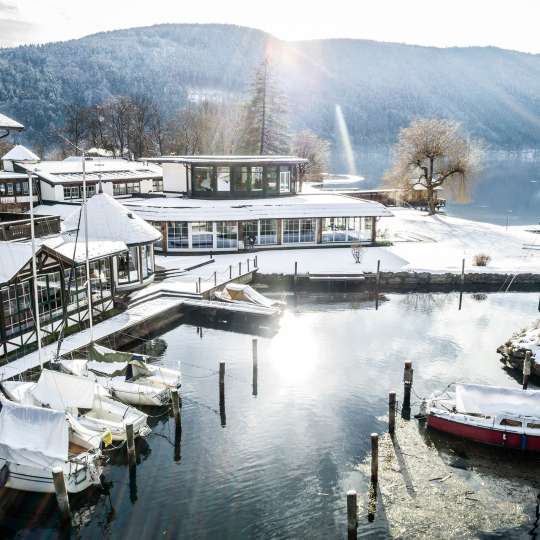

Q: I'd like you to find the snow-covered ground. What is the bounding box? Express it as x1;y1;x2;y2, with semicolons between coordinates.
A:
154;209;540;278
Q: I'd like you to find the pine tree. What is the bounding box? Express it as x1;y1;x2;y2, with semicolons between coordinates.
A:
238;58;289;155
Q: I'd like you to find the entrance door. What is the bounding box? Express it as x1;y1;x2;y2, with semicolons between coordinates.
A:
241;221;258;249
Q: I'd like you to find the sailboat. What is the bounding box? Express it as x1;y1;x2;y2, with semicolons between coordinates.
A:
0;398;103;493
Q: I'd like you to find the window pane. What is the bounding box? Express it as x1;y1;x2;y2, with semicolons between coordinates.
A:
234;167;250;191
266;167;278;193
280;169;291;192
191;222;214;249
251;167;263;191
217;167;231;191
193;167;213;192
259;219;277;245
167;222;189;249
216;221;238;248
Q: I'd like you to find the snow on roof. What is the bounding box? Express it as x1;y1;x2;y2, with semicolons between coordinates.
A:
122;193;393;222
0;241;33;284
34;203;82;221
17;158;162;185
63;192;161;245
0;113;24;131
2;145;40;162
145;155;308;165
43;236;127;263
0;171;34;180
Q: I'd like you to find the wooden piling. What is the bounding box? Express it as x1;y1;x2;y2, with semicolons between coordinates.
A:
126;423;136;468
459;258;465;310
229;265;232;279
389;391;396;435
254;255;258;268
376;259;381;288
252;338;258;397
346;489;358;532
197;277;201;294
371;433;379;485
523;351;532;390
238;261;242;276
171;388;181;430
403;361;413;409
52;467;71;522
219;362;226;426
247;259;250;272
294;261;298;289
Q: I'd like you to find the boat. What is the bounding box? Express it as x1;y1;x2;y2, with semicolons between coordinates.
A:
214;283;284;311
0;399;103;493
59;358;171;407
2;369;151;442
427;383;540;451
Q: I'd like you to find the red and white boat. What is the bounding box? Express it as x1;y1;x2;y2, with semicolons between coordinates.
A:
427;383;540;452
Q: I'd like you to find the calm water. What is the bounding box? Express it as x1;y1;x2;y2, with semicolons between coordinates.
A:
330;148;540;226
2;291;540;539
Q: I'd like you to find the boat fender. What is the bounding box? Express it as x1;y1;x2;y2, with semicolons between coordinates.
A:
502;433;507;445
521;433;528;450
0;463;10;488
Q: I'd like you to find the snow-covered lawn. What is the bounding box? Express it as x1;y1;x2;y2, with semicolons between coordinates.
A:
154;209;540;278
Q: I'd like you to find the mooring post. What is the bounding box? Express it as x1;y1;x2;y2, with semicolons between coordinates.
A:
523;351;532;390
52;467;71;522
458;258;465;310
254;255;258;268
126;423;136;468
371;433;379;485
219;362;226;427
252;338;258;397
389;391;396;435
376;259;381;288
346;489;358;532
171;388;181;430
229;265;232;280
238;261;242;276
294;261;298;289
213;271;217;287
403;361;413;410
247;258;250;272
197;277;202;294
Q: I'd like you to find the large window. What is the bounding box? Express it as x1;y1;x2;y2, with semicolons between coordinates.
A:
216;221;238;249
283;218;316;244
266;167;278;194
152;179;164;192
321;217;370;242
259;219;278;245
193;167;213;192
217;167;231;191
279;169;291;193
168;222;189;249
251;167;263;191
234;167;250;192
118;246;140;283
2;281;33;337
191;222;213;249
241;221;258;247
63;186;80;200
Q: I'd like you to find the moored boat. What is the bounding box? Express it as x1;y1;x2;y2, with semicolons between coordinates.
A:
214;283;284;312
427;383;540;451
0;399;103;494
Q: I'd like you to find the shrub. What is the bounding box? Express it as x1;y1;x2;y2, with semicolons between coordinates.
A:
473;253;491;266
351;243;363;263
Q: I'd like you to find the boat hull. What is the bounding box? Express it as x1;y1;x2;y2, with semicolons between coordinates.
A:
428;414;540;452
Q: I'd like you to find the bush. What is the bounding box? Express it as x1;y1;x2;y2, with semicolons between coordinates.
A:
473;253;491;266
351;243;364;263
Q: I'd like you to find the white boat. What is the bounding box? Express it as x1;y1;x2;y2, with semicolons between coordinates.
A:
0;399;103;494
214;283;284;311
59;359;171;407
2;370;150;442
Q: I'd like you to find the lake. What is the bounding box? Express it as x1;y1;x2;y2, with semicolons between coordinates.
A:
3;291;539;539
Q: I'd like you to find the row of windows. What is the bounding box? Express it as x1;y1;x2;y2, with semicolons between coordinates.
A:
0;181;35;197
63;185;96;200
192;165;294;194
157;217;374;250
113;182;141;196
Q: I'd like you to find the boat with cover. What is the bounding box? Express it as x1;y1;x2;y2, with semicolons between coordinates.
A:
427;383;540;451
59;358;171;407
0;399;103;493
214;283;284;311
2;369;150;442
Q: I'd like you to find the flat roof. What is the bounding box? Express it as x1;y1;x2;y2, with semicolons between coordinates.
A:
0;171;34;180
144;155;308;165
0;113;24;131
122;193;393;222
17;159;162;185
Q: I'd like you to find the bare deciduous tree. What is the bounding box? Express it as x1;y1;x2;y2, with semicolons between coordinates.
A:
291;129;330;183
384;119;484;214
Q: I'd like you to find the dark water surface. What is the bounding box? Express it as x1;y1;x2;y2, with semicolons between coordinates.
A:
1;292;539;539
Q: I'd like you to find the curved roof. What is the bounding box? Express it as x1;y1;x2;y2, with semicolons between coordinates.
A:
63;193;161;245
2;145;40;162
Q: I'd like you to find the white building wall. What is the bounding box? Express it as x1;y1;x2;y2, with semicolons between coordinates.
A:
39;181;61;202
140;178;154;194
162;163;187;192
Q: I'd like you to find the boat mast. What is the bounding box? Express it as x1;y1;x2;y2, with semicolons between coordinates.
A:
28;170;42;369
82;152;94;342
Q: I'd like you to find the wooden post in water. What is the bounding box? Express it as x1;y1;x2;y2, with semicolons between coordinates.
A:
229;265;232;280
402;361;413;420
375;259;381;310
171;388;181;430
219;362;226;427
389;391;396;435
213;271;217;286
370;433;379;485
523;351;532;390
458;258;465;310
294;261;298;290
52;467;71;522
252;338;258;396
238;261;242;276
126;423;136;468
247;258;250;272
346;490;358;532
197;277;202;294
254;255;258;268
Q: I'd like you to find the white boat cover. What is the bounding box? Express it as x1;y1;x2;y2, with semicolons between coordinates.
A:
224;284;276;308
89;343;133;363
0;400;68;470
87;360;127;376
31;370;96;410
455;383;540;418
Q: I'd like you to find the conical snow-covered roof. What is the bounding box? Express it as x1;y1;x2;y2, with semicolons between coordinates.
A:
63;193;161;246
2;145;40;162
0;242;33;285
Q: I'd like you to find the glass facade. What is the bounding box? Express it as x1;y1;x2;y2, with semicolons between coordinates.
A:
168;222;189;249
113;182;140;196
266;167;278;194
259;219;278;245
216;167;231;191
191;222;214;249
193;167;213;192
251;167;263;191
283;218;316;243
279;169;291;193
216;221;238;249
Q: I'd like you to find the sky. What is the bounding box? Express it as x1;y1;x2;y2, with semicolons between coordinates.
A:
1;0;539;53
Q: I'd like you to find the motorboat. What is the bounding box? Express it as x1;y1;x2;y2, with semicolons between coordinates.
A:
59;359;171;407
2;370;150;442
214;283;284;311
0;399;103;493
427;383;540;451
